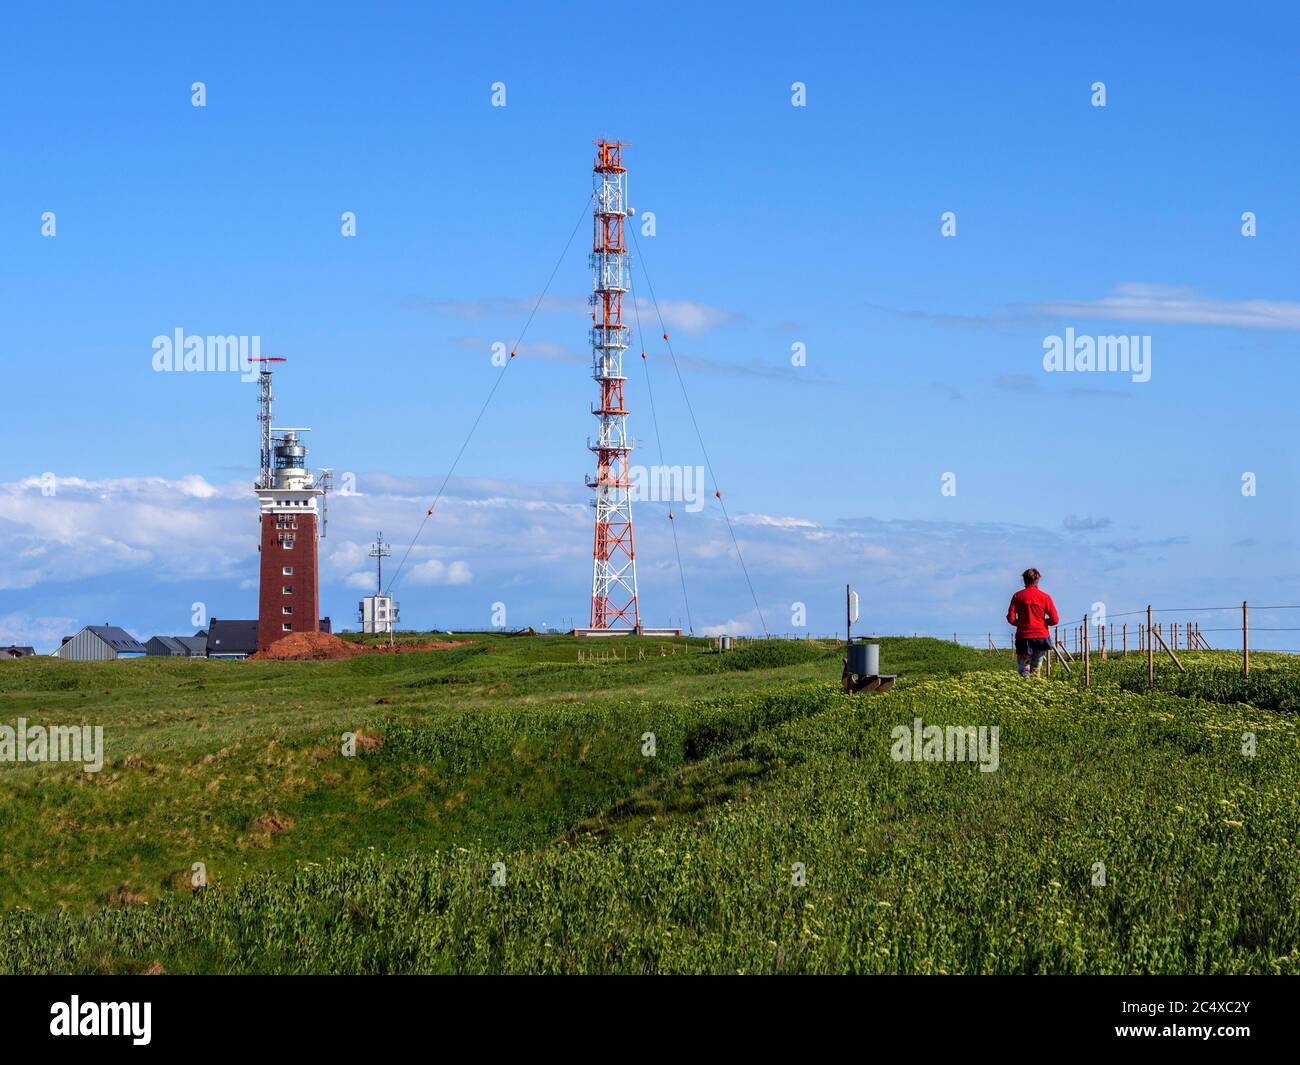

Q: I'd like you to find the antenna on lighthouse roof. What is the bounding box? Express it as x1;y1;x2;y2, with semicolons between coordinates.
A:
250;356;286;489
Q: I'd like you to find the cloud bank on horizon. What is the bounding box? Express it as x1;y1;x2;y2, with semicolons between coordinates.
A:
0;468;1254;652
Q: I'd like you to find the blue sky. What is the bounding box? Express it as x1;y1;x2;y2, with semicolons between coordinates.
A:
3;1;1299;649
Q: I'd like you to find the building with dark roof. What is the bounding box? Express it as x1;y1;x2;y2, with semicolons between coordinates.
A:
2;645;37;659
53;626;148;661
205;619;259;659
146;635;209;657
176;634;209;655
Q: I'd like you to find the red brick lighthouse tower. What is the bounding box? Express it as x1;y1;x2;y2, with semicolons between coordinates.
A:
252;359;331;652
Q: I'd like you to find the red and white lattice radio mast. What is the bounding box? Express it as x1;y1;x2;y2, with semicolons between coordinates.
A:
586;141;640;630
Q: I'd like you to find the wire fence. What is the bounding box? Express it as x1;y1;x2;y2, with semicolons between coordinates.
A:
1045;603;1300;660
737;602;1300;671
1006;601;1291;685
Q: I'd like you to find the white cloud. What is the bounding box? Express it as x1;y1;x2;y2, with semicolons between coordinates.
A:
1027;284;1300;330
0;611;77;647
407;558;473;586
735;514;818;529
0;475;251;590
697;615;759;637
639;298;738;336
0;469;1192;644
326;540;370;573
177;475;219;499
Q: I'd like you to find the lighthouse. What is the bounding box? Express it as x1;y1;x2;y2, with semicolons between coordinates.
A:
251;359;332;652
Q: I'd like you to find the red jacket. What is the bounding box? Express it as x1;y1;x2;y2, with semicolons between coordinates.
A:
1007;586;1059;639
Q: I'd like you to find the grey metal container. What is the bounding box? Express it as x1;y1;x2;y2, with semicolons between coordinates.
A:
848;642;880;675
720;636;733;652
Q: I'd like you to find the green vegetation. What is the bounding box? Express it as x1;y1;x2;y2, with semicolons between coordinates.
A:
1;636;1297;974
1081;649;1300;714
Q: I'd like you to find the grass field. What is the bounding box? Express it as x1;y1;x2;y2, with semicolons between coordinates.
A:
1;634;1297;974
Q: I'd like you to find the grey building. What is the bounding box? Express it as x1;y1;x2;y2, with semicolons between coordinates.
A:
53;626;148;661
2;645;37;659
145;635;209;657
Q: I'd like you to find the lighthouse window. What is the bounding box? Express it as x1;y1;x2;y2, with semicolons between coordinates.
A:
282;567;294;576
283;606;293;615
282;537;295;549
282;623;292;632
282;585;293;594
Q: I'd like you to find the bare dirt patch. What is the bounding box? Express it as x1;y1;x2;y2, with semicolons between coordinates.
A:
353;730;384;752
370;640;475;654
247;813;294;834
249;632;365;660
102;885;147;907
250;632;474;660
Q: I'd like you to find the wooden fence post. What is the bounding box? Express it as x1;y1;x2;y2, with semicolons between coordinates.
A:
1242;601;1249;677
1083;615;1090;688
1122;623;1127;656
1150;623;1186;672
1146;606;1154;688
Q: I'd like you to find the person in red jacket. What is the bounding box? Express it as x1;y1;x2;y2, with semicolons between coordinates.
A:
1007;567;1059;677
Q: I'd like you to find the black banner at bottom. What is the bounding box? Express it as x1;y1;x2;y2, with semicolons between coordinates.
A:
0;975;1291;1052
